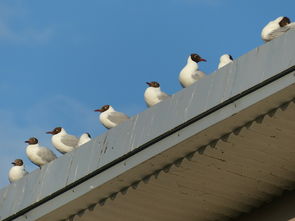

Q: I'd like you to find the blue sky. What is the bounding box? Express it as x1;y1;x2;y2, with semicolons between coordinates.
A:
0;0;294;188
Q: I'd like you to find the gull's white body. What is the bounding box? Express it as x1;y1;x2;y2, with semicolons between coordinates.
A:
51;128;79;154
218;54;233;69
8;165;28;183
26;143;57;167
78;133;91;146
179;56;205;88
144;87;169;107
261;16;295;42
100;106;129;129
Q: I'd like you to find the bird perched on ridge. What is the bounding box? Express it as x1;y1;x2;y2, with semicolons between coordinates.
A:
77;133;91;146
46;127;79;154
179;53;206;88
8;159;28;183
261;16;295;42
94;105;129;129
144;81;170;107
218;54;233;69
25;137;57;167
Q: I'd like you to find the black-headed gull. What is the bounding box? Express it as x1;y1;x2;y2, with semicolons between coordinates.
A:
78;132;91;146
261;16;295;42
46;127;79;154
25;137;57;167
218;54;233;69
94;105;129;129
179;53;206;88
144;81;169;107
8;159;28;183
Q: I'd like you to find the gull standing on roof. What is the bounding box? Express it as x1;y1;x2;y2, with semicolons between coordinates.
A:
144;81;170;107
8;159;28;183
78;133;91;146
179;53;206;88
218;54;233;69
261;16;295;42
47;127;79;154
94;105;129;129
25;137;57;167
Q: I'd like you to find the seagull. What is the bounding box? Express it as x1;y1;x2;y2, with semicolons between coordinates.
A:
25;137;57;167
261;16;295;42
8;159;28;183
218;54;233;69
179;53;206;88
46;127;79;154
78;133;91;146
94;105;129;129
144;81;170;107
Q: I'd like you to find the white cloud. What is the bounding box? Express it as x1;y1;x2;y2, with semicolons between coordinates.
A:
23;95;99;132
3;25;54;44
0;2;54;44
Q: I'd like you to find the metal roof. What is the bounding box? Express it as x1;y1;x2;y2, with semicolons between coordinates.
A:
1;30;295;221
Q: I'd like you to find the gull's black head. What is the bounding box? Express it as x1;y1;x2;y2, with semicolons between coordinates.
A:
279;17;291;27
146;81;160;88
190;54;207;63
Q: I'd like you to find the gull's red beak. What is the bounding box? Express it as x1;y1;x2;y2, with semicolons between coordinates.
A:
94;109;103;112
200;58;207;62
25;140;29;143
46;131;54;134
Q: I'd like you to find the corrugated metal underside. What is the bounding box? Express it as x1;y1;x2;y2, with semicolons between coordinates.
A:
47;85;295;221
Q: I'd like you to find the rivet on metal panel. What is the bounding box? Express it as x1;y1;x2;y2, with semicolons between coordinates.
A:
221;133;230;142
88;204;96;211
245;121;253;129
99;198;107;206
209;140;218;148
77;209;86;217
153;170;161;179
120;187;129;195
280;102;289;111
255;115;265;124
197;146;206;154
110;192;118;200
163;164;172;173
267;108;277;117
174;158;183;167
185;152;195;161
131;181;140;189
143;175;151;184
233;127;242;135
